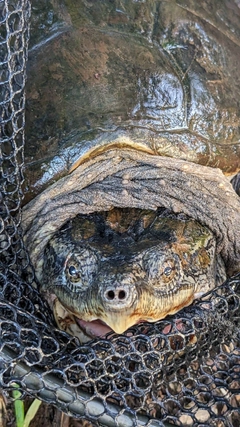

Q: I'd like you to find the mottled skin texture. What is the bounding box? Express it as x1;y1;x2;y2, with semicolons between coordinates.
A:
41;209;226;341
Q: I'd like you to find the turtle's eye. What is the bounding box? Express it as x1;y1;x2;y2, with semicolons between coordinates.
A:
65;249;99;290
143;249;182;293
161;259;176;283
164;266;173;276
68;265;81;281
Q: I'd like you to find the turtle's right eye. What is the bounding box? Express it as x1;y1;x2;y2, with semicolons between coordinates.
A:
68;265;81;281
65;249;99;289
161;259;176;283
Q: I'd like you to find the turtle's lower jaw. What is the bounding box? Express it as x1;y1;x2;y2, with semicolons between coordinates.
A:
53;298;112;342
53;297;143;341
76;316;146;338
54;299;143;341
76;315;150;337
54;297;137;341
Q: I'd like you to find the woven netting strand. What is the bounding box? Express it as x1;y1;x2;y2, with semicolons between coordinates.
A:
0;1;240;427
0;0;52;322
0;275;240;427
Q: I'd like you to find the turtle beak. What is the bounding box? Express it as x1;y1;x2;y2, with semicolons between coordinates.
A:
100;312;140;334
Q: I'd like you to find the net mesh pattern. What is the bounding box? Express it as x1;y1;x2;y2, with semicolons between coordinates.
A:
0;1;240;426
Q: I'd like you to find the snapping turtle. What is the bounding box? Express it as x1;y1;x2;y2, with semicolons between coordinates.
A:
41;209;226;341
22;0;240;340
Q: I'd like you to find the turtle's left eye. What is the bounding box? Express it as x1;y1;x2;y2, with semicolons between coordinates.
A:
164;266;173;276
143;248;182;293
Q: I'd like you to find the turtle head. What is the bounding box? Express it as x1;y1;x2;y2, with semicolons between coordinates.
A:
41;210;224;341
42;242;193;337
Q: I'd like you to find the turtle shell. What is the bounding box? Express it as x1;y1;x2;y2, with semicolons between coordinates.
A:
24;0;240;203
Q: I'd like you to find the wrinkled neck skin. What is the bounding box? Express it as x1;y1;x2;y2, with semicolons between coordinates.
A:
22;148;240;281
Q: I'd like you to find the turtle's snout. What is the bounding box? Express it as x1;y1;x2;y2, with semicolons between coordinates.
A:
101;283;137;310
105;286;128;302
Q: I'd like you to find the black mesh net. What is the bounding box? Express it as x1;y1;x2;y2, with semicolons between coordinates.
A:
0;1;240;426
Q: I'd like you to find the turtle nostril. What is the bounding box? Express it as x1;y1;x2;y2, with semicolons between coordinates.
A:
107;290;115;300
103;285;133;307
105;288;127;301
118;290;126;300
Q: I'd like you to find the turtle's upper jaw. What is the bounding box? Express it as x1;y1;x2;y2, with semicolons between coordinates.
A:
53;285;196;341
54;282;196;337
75;288;195;335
